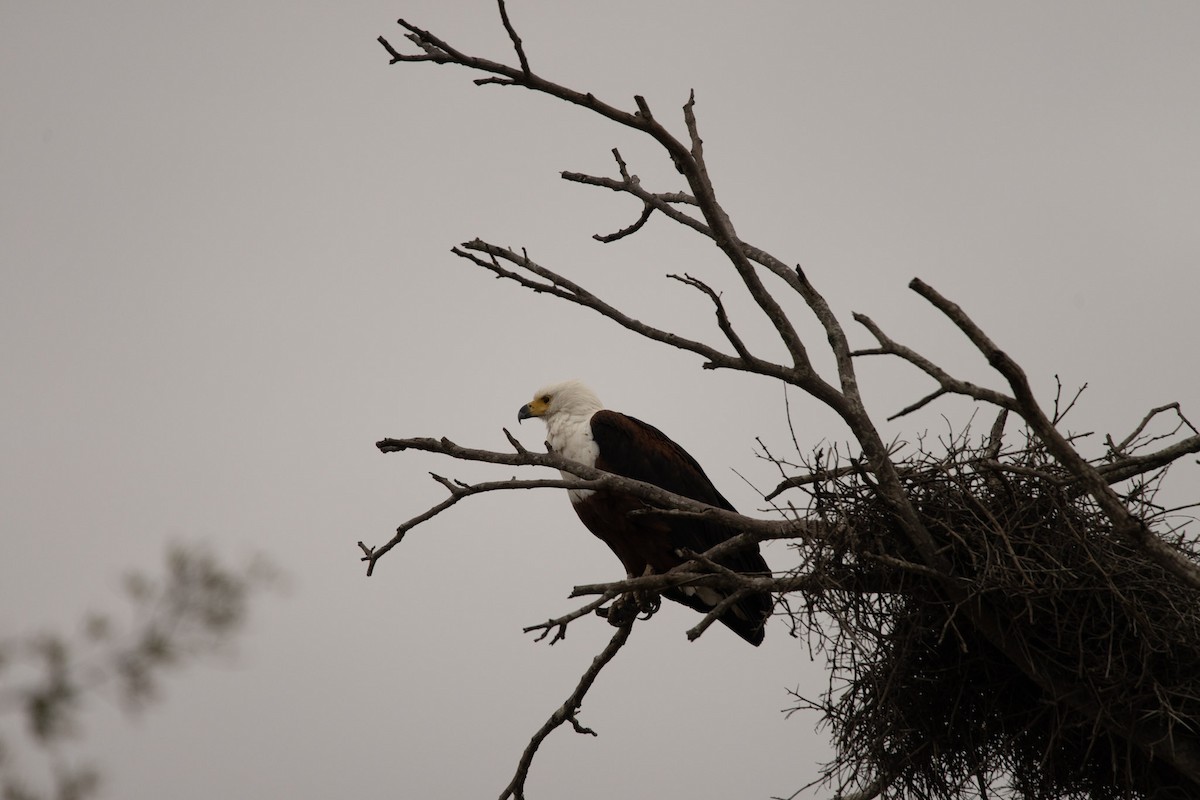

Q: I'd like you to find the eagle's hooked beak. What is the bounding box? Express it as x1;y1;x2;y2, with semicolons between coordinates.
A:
518;395;550;423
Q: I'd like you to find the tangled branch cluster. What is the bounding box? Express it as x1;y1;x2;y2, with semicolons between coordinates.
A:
787;420;1200;800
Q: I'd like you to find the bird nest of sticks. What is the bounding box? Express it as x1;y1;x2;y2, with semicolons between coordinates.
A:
784;418;1200;800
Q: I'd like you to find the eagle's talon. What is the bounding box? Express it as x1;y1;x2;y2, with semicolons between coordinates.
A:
604;593;638;626
603;591;660;627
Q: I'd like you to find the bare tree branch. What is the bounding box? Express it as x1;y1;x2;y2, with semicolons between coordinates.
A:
561;168;708;235
852;311;1017;412
495;0;530;78
594;201;653;243
450;240;800;379
377;21;829;383
1107;402;1199;457
497;617;635;800
366;434;817;575
357;474;580;576
1097;434;1200;486
667;272;756;364
983;408;1009;460
522;596;615;645
570;566;845;602
910;277;1200;591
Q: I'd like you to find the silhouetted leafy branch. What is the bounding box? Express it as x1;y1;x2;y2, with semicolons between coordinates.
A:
0;545;277;800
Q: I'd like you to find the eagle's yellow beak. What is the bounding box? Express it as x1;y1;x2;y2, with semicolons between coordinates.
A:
517;396;549;423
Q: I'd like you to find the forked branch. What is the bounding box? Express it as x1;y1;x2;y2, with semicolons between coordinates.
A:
498;617;635;800
451;240;798;380
365;433;813;575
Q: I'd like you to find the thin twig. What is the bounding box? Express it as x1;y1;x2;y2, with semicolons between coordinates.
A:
667;272;755;363
852;311;1016;412
495;0;530;77
522;595;615;644
1109;402;1195;456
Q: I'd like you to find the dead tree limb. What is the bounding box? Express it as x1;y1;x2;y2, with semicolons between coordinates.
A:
498;617;635;800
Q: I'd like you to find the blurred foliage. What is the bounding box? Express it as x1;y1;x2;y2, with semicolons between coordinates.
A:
0;544;278;800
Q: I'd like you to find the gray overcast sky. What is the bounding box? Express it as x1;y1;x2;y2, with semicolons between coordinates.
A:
3;2;1198;798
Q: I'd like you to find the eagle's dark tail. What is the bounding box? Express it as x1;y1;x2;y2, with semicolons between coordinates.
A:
723;589;771;646
665;581;772;646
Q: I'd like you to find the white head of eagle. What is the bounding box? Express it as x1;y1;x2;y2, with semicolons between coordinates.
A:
518;380;772;646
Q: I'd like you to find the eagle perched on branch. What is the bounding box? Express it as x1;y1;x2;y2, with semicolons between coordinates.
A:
519;380;772;645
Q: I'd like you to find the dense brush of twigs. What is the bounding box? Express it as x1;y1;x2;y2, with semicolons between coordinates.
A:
783;421;1200;800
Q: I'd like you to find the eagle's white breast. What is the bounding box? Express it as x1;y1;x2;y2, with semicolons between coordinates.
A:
545;411;599;503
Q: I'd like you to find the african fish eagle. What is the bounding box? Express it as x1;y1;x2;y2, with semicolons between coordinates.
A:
518;380;771;645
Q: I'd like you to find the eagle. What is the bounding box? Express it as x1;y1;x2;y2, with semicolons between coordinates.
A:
518;380;772;645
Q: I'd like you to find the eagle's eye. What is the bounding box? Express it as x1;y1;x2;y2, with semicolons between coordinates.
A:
541;395;551;404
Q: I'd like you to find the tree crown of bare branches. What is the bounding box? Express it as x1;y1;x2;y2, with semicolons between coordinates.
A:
366;4;1200;799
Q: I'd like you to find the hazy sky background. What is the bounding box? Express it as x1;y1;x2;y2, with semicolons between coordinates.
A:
3;2;1198;798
